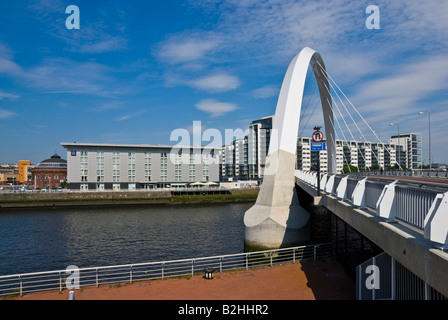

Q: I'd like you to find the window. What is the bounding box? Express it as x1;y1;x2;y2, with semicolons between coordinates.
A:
202;154;210;181
96;152;104;182
113;152;121;182
189;153;196;182
80;184;89;191
128;152;136;182
175;152;182;182
160;152;167;182
54;175;59;180
144;152;151;182
113;184;120;191
80;151;88;182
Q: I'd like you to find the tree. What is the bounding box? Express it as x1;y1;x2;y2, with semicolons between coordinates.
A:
342;165;358;174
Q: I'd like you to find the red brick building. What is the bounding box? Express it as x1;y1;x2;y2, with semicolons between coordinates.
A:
31;154;67;190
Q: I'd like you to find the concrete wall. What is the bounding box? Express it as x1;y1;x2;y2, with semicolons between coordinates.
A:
0;190;171;203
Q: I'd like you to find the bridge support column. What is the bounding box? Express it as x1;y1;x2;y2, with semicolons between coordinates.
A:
244;150;310;251
244;47;335;251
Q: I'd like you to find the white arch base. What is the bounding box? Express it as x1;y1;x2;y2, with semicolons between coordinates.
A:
244;150;310;250
244;47;335;250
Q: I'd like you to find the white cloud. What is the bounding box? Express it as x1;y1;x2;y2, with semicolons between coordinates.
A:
115;114;132;121
25;58;113;95
252;85;279;99
0;56;23;75
0;51;124;98
352;55;448;120
0;109;16;119
0;91;19;100
115;110;147;121
191;73;240;92
75;37;128;54
156;34;221;64
195;99;238;117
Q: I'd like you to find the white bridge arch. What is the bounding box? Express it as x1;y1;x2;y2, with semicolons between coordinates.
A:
244;47;336;250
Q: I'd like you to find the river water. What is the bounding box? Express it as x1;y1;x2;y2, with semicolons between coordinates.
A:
0;200;375;278
0;203;255;276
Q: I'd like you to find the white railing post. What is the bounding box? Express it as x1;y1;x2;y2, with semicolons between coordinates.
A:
376;180;397;221
336;176;348;200
19;276;23;297
96;269;99;287
325;175;335;195
312;172;317;187
352;178;367;208
320;174;328;191
424;191;448;249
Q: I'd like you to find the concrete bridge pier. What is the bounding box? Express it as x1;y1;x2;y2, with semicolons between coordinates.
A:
243;46;335;251
244;150;310;251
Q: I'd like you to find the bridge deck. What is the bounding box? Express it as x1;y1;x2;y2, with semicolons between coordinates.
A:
296;177;448;298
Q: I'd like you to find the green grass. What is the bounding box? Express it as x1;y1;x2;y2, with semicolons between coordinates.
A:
0;190;259;209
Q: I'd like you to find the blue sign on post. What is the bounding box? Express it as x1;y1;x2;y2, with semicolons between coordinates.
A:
311;142;326;151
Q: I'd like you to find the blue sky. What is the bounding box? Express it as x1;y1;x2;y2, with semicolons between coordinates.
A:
0;0;447;165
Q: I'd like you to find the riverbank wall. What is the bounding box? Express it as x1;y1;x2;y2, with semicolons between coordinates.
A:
0;188;259;210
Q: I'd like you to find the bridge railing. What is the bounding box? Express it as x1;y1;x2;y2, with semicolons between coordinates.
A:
356;252;446;300
0;242;333;297
295;170;448;249
394;185;437;229
362;169;448;178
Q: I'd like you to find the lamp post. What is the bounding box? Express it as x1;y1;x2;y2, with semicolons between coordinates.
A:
418;110;431;170
389;122;401;169
313;125;322;196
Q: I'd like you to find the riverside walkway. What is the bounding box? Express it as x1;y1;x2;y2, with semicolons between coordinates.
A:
13;261;354;300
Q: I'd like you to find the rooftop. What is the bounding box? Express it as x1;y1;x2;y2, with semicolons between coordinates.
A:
36;154;67;168
61;142;216;150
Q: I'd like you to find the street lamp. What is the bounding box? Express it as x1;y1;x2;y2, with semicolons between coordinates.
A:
418;110;431;170
389;122;401;169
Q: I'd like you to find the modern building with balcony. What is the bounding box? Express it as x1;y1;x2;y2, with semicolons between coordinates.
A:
248;115;273;179
297;137;400;173
389;133;422;170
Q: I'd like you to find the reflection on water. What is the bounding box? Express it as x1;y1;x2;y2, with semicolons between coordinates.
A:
0;203;253;276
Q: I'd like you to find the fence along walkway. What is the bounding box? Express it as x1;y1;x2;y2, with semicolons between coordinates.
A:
0;243;333;297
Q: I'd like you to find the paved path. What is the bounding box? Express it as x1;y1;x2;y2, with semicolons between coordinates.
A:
15;260;355;300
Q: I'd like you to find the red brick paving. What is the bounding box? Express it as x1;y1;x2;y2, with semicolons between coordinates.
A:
14;260;355;300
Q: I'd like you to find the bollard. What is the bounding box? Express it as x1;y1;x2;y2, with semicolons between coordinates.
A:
203;268;215;280
69;290;75;300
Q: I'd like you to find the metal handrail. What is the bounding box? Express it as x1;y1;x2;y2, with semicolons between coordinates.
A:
296;170;443;230
0;243;333;297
